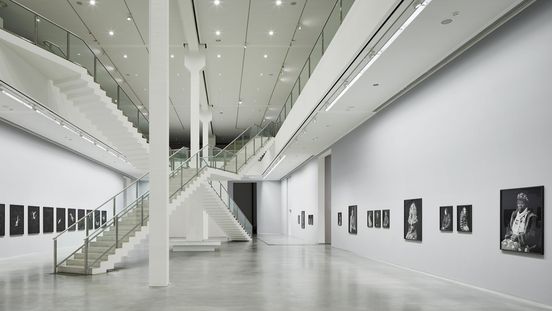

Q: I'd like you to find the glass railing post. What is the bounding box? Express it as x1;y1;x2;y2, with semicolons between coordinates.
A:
141;196;144;226
84;237;89;274
117;86;120;109
33;14;38;44
196;154;199;176
112;198;116;218
93;57;97;83
53;239;57;274
180;163;184;188
235;154;238;173
115;215;119;249
322;32;325;54
66;32;70;60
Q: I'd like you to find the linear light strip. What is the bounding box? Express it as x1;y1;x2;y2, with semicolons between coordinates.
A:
325;0;432;112
264;155;287;178
2;90;33;109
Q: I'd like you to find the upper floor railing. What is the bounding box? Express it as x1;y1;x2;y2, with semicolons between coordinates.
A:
0;0;150;141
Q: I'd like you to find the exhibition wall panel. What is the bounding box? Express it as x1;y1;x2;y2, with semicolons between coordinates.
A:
0;121;124;259
256;181;283;235
331;1;552;306
287;159;320;243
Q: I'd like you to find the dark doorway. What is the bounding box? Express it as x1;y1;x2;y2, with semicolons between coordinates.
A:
232;183;257;234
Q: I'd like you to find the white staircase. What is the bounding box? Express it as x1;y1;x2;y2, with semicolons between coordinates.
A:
53;74;149;171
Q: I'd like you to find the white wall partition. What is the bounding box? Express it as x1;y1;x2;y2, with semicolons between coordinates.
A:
330;1;552;306
0;121;124;259
256;181;282;235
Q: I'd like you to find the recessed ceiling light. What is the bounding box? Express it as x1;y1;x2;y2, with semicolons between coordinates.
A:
106;65;114;71
215;30;221;36
217;54;221;58
263;54;268;58
170;54;175;58
238;100;243;105
214;0;220;5
260;73;264;76
176;73;180;77
126;15;132;21
89;0;96;5
298;26;302;30
108;30;114;36
123;54;128;58
268;30;274;36
275;0;282;6
218;73;222;76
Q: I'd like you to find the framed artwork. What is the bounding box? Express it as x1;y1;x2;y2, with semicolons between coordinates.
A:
10;205;24;236
338;212;342;226
298;215;300;224
404;198;422;241
101;211;107;226
375;210;382;228
367;211;373;228
440;206;453;232
348;205;357;234
382;210;390;229
0;204;5;237
28;206;40;234
500;186;544;255
308;215;314;225
457;205;472;233
94;210;101;229
68;209;76;231
56;208;66;232
301;211;305;229
87;210;93;230
77;209;85;231
43;207;54;233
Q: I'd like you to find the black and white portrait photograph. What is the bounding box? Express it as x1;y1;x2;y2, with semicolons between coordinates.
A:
338;212;342;226
457;205;472;233
77;209;85;231
367;210;373;228
348;205;357;234
440;206;453;232
56;208;65;232
10;204;24;236
0;204;5;236
101;210;107;226
43;207;54;233
301;211;305;229
404;199;422;241
383;210;390;229
500;186;544;255
68;209;76;231
298;215;300;225
94;210;101;229
28;206;40;234
375;210;382;228
87;210;93;230
308;215;313;225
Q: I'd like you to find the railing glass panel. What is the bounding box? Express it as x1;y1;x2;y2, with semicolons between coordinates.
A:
37;19;67;58
68;34;94;76
208;180;253;237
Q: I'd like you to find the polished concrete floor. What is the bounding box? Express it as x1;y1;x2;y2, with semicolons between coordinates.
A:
0;239;549;311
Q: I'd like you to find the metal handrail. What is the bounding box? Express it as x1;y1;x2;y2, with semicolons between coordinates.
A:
207;180;252;233
213;125;257;157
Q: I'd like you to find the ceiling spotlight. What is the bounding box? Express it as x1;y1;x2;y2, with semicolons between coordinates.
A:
217;54;221;58
298;26;302;30
275;0;282;6
214;0;220;5
89;0;96;5
260;73;264;76
268;30;274;36
123;54;128;58
126;15;132;21
170;54;175;58
218;73;222;76
215;30;221;36
263;54;268;58
238;100;243;105
108;30;114;36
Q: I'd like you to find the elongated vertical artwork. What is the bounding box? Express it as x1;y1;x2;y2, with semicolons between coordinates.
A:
457;205;472;233
298;215;300;224
348;205;357;234
338;212;342;226
382;210;390;229
77;209;85;231
101;211;107;226
301;211;305;229
56;208;65;232
500;186;544;255
367;211;373;228
87;210;93;230
308;215;314;225
0;204;5;237
28;206;40;234
94;210;101;229
375;210;382;228
404;199;422;241
440;206;453;232
10;205;24;236
67;208;76;231
43;207;54;233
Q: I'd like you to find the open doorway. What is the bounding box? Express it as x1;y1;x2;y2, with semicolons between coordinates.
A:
232;182;257;235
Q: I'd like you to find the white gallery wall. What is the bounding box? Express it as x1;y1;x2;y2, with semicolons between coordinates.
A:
0;121;124;259
256;181;283;235
330;1;552;306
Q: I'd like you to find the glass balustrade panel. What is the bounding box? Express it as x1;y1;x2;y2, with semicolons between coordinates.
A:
0;2;35;43
37;18;67;58
68;34;95;76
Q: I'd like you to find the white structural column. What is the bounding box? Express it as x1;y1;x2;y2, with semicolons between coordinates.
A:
148;0;170;287
201;112;212;158
184;53;206;157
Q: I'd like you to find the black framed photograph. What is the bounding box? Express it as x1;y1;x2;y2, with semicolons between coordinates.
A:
68;209;76;231
87;210;93;230
375;210;382;228
457;205;472;233
298;215;300;224
77;209;85;231
101;210;107;226
301;211;305;229
404;198;422;241
367;211;373;228
43;207;54;233
500;186;544;255
440;206;453;232
382;210;390;228
348;205;357;234
94;210;101;229
56;208;66;232
0;204;5;236
28;206;40;234
308;215;313;225
10;205;24;236
338;212;342;226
